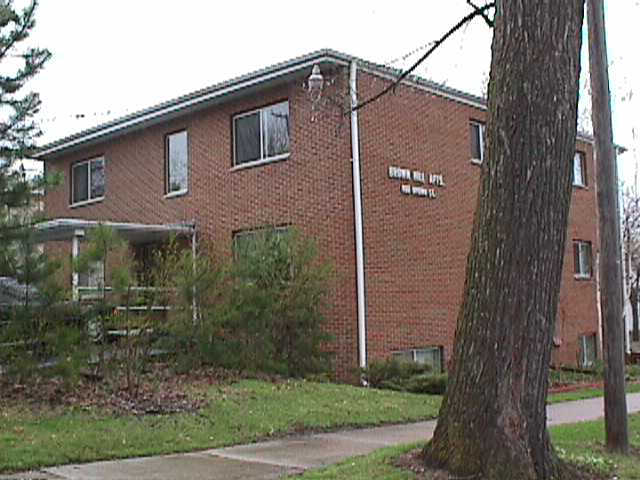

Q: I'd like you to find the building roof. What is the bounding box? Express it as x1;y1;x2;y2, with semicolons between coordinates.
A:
31;48;593;161
33;218;195;244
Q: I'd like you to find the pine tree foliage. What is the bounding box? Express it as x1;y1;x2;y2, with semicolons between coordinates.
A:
0;0;50;284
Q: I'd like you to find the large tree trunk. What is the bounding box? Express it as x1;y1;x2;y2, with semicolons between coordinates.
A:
423;2;584;479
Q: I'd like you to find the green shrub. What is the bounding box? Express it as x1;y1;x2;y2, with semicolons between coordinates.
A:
0;302;90;385
548;366;599;386
363;357;432;386
362;358;444;394
627;363;640;381
152;237;229;372
160;228;334;378
405;373;448;394
224;228;333;377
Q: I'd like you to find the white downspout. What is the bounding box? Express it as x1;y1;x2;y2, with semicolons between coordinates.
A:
192;227;198;324
350;60;367;374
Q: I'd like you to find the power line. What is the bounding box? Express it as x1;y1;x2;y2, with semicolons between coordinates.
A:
35;108;132;124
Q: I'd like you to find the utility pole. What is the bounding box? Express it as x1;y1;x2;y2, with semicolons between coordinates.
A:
587;0;629;454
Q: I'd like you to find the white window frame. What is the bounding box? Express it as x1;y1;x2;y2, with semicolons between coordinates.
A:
71;156;105;207
232;100;290;169
165;130;189;198
470;121;485;165
573;151;587;187
573;240;592;279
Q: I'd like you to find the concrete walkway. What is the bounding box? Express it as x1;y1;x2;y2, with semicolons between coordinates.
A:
4;393;640;480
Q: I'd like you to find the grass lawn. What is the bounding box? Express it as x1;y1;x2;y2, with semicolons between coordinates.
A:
291;414;640;479
0;379;441;473
1;373;637;475
553;413;640;479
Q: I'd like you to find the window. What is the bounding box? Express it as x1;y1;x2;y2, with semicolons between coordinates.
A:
71;157;105;205
232;226;289;260
78;261;104;289
165;130;188;195
573;151;587;187
392;346;444;373
579;333;597;368
573;240;592;279
469;121;485;164
233;101;290;166
232;227;292;283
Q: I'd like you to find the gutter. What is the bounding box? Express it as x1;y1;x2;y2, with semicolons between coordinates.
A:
31;47;601;162
350;60;367;374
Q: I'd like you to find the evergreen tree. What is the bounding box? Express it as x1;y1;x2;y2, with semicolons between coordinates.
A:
0;0;51;288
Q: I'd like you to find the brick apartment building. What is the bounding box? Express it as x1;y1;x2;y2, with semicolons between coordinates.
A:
33;50;600;378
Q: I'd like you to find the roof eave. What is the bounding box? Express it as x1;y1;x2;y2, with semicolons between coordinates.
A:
32;48;599;161
33;49;350;161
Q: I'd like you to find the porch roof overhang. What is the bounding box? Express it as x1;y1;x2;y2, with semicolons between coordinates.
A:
33;218;195;244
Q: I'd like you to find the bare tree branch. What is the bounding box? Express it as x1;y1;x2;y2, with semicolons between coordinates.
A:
467;0;495;27
350;2;496;115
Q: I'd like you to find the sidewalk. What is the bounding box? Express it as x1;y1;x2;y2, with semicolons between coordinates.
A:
4;393;640;480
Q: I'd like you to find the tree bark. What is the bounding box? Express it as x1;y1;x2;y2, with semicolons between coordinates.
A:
423;2;584;479
587;0;630;454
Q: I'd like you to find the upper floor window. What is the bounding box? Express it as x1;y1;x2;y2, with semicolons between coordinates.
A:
165;130;188;196
72;156;105;206
470;121;485;165
573;151;587;187
233;101;290;167
573;240;592;279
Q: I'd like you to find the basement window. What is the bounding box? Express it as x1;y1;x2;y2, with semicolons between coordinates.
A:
573;240;592;279
233;101;290;167
392;346;443;373
71;156;105;206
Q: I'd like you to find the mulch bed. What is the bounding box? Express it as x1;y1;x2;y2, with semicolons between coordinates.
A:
549;379;640;394
0;364;241;415
548;382;604;394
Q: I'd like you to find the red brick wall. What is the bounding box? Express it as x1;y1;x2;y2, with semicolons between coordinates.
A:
44;66;600;378
45;78;360;379
355;70;599;370
555;144;600;366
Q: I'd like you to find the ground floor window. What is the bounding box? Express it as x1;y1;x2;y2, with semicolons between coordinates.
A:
232;226;290;259
573;240;592;279
78;260;104;289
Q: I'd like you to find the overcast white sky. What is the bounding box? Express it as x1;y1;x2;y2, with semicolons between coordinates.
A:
23;1;640;184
